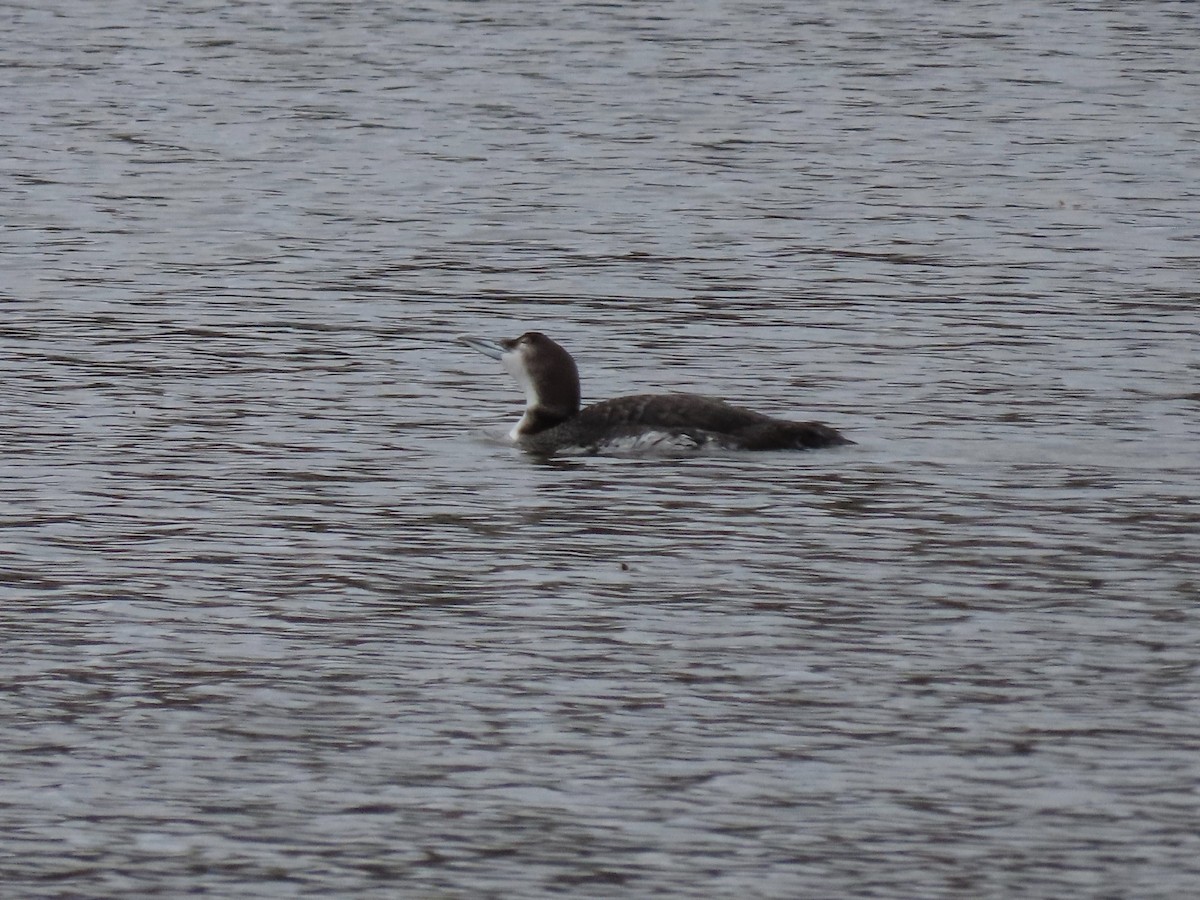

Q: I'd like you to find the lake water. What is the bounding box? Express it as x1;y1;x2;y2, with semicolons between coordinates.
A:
2;1;1198;897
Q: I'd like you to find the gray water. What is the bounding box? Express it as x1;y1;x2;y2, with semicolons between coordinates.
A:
3;1;1199;897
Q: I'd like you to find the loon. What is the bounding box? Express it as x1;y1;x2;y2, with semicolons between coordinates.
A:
457;331;852;455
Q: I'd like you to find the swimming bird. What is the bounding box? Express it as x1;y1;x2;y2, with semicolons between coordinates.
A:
457;331;851;455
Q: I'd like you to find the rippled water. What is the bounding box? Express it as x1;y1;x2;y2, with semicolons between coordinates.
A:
3;1;1198;897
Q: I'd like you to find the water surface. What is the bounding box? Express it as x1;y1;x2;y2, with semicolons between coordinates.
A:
2;1;1198;897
